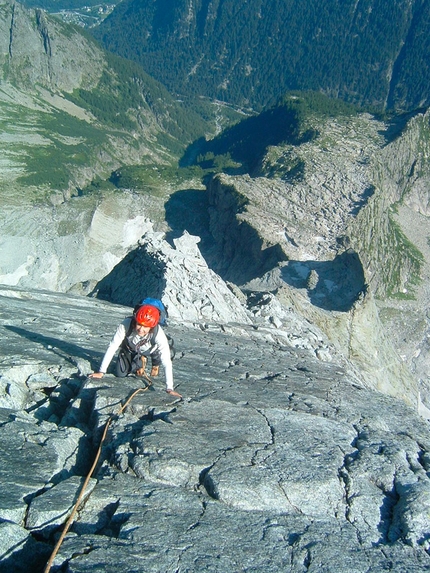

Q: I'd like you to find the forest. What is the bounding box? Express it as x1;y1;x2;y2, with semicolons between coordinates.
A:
92;0;430;113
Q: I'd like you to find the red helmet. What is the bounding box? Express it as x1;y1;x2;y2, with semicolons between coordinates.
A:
135;304;160;328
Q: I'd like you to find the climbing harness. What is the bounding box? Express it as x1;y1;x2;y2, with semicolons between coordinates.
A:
43;373;154;573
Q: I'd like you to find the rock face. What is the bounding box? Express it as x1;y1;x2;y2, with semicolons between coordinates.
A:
1;104;428;412
207;111;388;274
205;108;430;414
0;192;158;295
1;6;430;571
1;285;430;572
92;229;252;325
0;0;105;91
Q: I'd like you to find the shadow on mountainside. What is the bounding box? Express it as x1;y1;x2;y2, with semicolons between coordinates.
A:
279;249;366;312
378;107;428;144
165;187;288;285
91;250;167;308
164;188;216;257
180;104;316;174
4;325;103;371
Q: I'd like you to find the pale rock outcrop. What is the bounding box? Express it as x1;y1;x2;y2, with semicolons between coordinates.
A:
0;192;157;294
93;228;252;325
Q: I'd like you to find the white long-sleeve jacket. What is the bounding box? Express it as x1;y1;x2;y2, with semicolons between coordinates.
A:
99;317;174;390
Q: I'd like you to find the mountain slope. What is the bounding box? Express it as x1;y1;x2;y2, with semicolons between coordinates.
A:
0;0;207;200
0;0;214;302
92;0;430;112
2;286;430;572
159;93;430;411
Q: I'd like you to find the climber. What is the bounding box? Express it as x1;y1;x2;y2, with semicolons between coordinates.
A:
89;304;182;398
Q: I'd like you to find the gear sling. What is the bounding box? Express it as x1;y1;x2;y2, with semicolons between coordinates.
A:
116;321;161;377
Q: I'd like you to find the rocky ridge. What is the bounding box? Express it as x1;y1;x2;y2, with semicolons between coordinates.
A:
1;0;428;419
1;4;430;571
1;166;430;571
1;105;429;412
204;108;430;414
2;267;430;571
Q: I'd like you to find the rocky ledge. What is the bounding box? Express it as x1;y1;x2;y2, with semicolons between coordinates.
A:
1;286;430;572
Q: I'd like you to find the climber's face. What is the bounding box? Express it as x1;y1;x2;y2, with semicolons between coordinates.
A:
136;324;151;335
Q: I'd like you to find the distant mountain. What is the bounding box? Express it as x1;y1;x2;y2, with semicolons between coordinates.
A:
92;0;430;112
0;0;208;198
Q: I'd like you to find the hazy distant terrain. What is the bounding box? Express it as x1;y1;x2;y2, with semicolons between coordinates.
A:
19;0;118;27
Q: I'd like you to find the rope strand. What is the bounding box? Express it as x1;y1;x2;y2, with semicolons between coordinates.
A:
43;383;150;573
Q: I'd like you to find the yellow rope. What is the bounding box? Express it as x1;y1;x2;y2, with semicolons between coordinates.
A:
43;383;150;573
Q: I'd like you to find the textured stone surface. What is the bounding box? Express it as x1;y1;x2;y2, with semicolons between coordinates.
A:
0;409;88;524
1;286;430;572
0;12;429;567
204;109;430;413
26;476;97;536
93;229;252;325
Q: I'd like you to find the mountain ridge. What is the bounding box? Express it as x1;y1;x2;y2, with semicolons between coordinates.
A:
2;283;430;572
2;4;430;571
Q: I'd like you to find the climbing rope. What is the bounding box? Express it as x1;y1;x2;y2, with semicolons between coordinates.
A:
43;377;153;573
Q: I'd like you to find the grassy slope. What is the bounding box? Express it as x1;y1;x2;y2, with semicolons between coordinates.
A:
0;50;211;205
